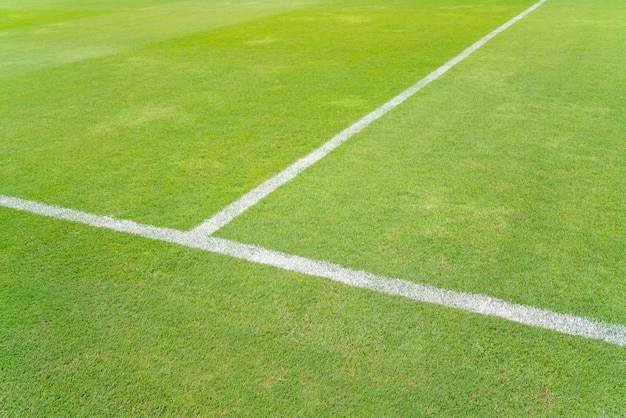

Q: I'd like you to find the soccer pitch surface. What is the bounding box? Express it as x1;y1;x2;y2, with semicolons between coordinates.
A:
1;0;625;415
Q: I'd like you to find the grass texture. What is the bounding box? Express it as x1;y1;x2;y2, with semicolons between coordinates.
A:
220;0;626;325
1;0;531;228
2;211;625;416
1;0;625;415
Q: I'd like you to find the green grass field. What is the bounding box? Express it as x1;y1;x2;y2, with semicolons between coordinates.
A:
1;0;625;415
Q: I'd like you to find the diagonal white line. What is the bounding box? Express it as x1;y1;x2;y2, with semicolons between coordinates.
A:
190;0;549;236
2;194;625;347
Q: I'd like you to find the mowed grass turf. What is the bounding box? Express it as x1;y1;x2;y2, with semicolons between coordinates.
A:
1;0;536;228
220;0;626;326
1;210;625;415
2;0;626;416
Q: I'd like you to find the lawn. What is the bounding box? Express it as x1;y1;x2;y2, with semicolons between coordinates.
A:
1;0;625;416
1;0;535;228
219;0;626;325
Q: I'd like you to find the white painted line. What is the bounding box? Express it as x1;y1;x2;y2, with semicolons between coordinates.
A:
0;195;185;243
190;0;549;236
3;193;625;347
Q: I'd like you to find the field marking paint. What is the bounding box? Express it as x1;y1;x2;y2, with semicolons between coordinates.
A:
3;194;625;348
190;0;549;236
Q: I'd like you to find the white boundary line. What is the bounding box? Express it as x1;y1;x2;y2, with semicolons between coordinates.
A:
190;0;549;236
2;194;625;348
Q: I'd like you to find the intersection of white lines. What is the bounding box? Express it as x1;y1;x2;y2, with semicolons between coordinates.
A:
4;0;625;347
2;195;625;347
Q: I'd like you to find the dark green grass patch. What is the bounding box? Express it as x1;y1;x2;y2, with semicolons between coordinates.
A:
0;0;535;228
219;0;626;324
1;208;625;416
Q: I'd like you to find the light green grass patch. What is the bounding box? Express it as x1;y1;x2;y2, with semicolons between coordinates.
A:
0;0;324;77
